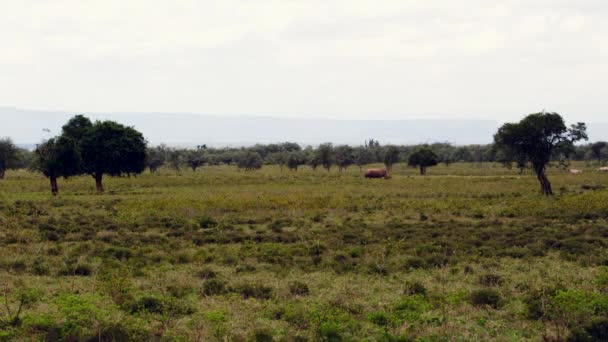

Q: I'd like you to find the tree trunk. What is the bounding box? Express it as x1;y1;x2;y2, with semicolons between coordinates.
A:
420;166;426;175
536;168;553;196
0;168;5;179
95;173;104;194
50;176;58;196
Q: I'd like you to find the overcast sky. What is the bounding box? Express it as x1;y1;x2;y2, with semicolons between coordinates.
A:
1;0;607;122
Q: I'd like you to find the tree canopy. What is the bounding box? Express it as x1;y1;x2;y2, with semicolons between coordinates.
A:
383;145;400;171
80;120;147;193
408;148;438;175
0;138;18;179
493;112;587;195
32;136;82;195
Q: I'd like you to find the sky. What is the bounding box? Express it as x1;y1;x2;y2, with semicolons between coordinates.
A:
1;0;607;122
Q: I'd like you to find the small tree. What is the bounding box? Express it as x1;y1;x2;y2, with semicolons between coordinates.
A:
167;149;183;171
146;146;167;173
81;120;147;194
316;143;334;171
353;147;374;171
334;145;355;171
287;152;305;171
383;145;400;171
494;112;587;196
267;152;288;172
408;148;439;175
0;138;18;179
185;150;206;172
236;151;263;170
590;141;608;163
32;136;82;195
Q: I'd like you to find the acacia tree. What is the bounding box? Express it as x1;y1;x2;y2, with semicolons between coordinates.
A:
316;143;334;171
494;112;587;196
185;150;206;172
146;146;167;173
0;138;18;179
383;145;400;172
81;120;147;194
287;152;305;171
590;141;607;163
408;148;438;175
334;145;355;171
353;147;374;171
62;114;93;144
236;151;263;170
32;136;82;195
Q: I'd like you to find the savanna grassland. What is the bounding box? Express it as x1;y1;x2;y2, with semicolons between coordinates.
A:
1;163;608;341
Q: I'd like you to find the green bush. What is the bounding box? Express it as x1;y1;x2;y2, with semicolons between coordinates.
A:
202;279;228;296
235;283;274;300
289;281;310;296
470;289;502;308
403;281;427;296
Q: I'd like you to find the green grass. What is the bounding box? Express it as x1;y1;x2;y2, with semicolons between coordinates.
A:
1;162;607;341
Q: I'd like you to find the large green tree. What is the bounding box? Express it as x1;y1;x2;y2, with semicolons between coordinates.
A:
494;112;587;196
81;121;147;193
32;136;82;195
408;148;438;175
62;114;93;144
0;138;18;179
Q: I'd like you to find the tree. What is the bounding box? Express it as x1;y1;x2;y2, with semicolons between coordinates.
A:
287;152;305;171
383;145;400;171
494;112;587;196
353;147;375;171
32;136;82;195
62;114;93;144
315;143;334;171
408;148;439;175
334;145;355;171
81;121;147;194
590;141;608;163
236;151;263;170
167;149;183;171
146;145;168;173
267;152;288;172
0;138;18;179
185;150;206;172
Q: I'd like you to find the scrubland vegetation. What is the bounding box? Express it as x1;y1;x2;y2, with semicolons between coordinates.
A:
1;162;608;341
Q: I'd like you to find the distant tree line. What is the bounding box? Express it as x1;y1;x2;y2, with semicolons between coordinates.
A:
0;112;603;196
140;138;605;175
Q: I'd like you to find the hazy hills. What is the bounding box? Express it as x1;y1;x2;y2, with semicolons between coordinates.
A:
1;107;605;148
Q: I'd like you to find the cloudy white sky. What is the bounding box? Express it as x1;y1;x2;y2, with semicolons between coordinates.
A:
1;0;607;121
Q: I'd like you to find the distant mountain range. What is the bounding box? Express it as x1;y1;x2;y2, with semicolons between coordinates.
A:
1;107;606;148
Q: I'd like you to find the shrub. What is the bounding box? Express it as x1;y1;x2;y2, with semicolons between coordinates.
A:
251;328;274;342
478;273;503;287
129;295;194;316
199;215;217;229
202;279;227;296
404;257;427;271
392;295;431;322
470;289;502;308
368;311;390;327
289;281;310;296
235;283;274;300
568;318;608;342
197;267;218;279
403;281;427;296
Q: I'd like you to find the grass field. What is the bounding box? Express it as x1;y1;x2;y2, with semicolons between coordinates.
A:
1;162;608;341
